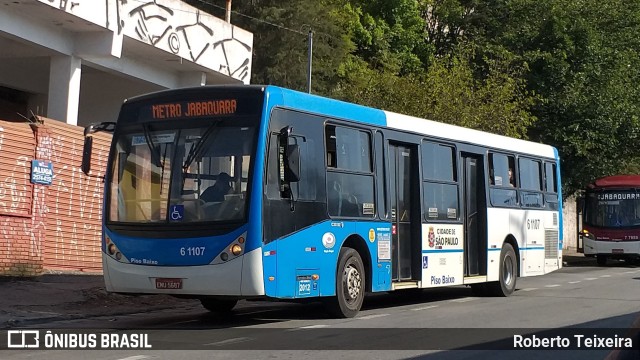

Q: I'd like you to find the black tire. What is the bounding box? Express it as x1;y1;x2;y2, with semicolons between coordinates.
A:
596;255;607;266
324;247;365;318
200;298;238;314
487;243;517;297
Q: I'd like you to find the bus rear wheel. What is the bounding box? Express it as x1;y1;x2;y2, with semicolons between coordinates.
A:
487;243;517;297
324;247;365;318
200;298;238;314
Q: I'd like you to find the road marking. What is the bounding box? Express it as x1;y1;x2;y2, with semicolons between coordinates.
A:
584;277;598;280
599;275;611;278
298;325;330;329
357;313;389;320
568;281;581;284
204;337;252;346
452;297;476;303
519;288;538;292
545;284;561;288
411;305;438;311
116;356;150;360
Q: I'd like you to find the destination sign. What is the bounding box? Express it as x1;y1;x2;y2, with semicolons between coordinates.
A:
150;99;238;119
597;193;640;200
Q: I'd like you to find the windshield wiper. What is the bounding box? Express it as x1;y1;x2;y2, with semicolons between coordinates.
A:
182;122;220;173
142;123;162;168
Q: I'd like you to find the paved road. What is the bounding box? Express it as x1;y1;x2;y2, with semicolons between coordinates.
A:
2;259;639;359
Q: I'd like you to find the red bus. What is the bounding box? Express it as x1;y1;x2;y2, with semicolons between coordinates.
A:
581;175;640;265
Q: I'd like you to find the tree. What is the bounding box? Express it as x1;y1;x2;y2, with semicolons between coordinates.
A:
188;0;352;94
421;0;640;196
334;46;536;140
347;0;431;75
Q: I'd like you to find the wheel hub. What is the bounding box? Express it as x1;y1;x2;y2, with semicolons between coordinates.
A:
503;255;514;285
344;265;361;301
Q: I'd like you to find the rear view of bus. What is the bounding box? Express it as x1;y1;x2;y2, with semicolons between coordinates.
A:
88;87;267;312
581;175;640;265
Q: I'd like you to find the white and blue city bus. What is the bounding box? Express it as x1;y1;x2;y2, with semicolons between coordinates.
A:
82;85;563;318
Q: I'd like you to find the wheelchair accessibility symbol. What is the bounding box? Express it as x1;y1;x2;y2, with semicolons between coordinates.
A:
170;205;184;221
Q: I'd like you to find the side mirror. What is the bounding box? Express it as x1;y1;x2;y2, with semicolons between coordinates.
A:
279;126;301;184
81;136;93;175
85;122;116;136
284;143;300;182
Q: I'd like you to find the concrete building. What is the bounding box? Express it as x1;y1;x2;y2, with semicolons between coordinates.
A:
0;0;253;126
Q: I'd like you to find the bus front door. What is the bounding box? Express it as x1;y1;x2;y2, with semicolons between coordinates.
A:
462;153;487;277
390;144;421;282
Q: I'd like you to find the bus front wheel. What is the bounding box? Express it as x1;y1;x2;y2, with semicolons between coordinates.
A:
487;243;517;297
200;298;238;314
324;247;365;318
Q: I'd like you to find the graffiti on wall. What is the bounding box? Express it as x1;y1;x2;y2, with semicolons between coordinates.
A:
0;125;41;261
47;134;108;249
46;0;80;11
44;0;252;82
0;126;31;216
121;0;252;82
0;121;111;273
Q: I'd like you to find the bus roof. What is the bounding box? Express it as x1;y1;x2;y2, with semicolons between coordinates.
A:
384;111;556;159
588;175;640;189
122;85;558;160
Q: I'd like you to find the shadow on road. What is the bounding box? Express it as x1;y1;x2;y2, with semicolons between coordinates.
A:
563;254;640;268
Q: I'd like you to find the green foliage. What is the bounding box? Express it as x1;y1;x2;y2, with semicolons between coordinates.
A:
341;0;430;75
188;0;640;198
334;48;535;139
207;0;353;94
473;0;640;195
416;0;640;196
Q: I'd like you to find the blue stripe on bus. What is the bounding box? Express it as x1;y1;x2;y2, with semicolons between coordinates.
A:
422;249;463;253
487;247;545;251
104;225;248;266
261;219;394;298
554;146;564;249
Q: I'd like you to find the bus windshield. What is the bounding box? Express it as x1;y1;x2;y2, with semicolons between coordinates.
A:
107;119;256;224
584;190;640;228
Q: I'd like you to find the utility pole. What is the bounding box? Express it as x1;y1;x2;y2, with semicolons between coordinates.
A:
307;29;313;93
225;0;232;23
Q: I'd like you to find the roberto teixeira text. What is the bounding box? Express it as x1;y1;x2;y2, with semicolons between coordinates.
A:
6;330;152;349
513;334;634;349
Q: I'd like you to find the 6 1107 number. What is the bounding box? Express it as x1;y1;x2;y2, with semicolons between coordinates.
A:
180;247;205;256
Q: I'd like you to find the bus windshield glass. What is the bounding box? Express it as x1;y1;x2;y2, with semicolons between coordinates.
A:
584;190;640;228
107;119;256;224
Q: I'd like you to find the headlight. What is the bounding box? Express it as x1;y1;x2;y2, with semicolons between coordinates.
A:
581;230;596;240
231;244;242;256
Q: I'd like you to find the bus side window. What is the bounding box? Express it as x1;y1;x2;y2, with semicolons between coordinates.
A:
421;141;459;221
325;125;374;218
488;152;517;206
544;162;559;209
518;157;543;208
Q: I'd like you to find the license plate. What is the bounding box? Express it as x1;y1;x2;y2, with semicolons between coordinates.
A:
155;278;183;289
612;249;624;254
